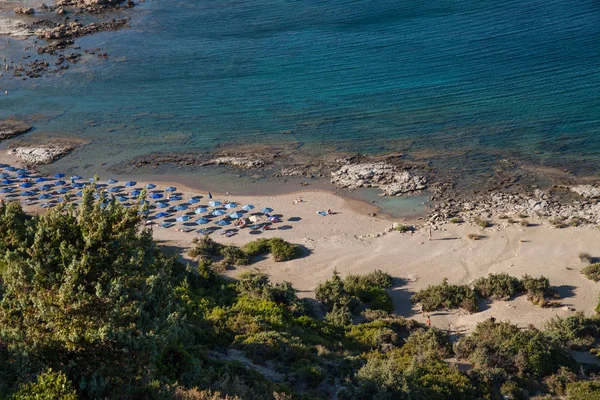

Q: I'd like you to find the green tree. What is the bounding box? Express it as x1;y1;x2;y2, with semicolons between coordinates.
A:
0;191;181;397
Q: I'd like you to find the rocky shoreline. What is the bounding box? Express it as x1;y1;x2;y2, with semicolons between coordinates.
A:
1;0;133;79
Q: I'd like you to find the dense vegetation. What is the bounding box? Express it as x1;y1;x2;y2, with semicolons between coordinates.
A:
189;236;303;270
1;192;600;399
413;273;561;313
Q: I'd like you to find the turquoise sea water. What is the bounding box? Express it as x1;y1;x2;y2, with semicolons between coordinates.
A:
0;0;599;200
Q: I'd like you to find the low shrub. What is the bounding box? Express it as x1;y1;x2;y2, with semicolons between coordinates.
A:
242;238;271;257
565;380;600;400
222;245;250;266
449;217;462;224
466;233;483;240
521;274;560;307
268;238;303;262
474;273;523;301
582;263;600;282
189;235;223;258
520;219;530;227
474;217;491;228
544;313;598;349
395;224;413;233
412;278;479;313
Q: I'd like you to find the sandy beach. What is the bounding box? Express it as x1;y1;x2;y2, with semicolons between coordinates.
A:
1;149;600;335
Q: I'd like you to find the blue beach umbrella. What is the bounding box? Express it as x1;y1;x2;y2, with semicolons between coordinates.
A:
71;175;83;180
195;217;209;225
21;191;35;197
0;188;13;193
174;204;188;211
155;202;169;208
38;193;51;200
0;173;9;179
242;204;255;211
0;164;8;168
170;195;182;201
212;209;226;216
40;184;54;191
146;183;156;189
57;197;65;203
1;179;12;185
35;177;46;183
125;181;137;187
229;211;243;219
108;187;120;193
20;182;33;188
72;182;85;188
165;186;177;193
225;202;238;209
209;200;221;207
116;196;128;202
18;174;28;179
194;207;207;214
176;215;190;222
130;189;141;197
215;219;231;226
156;212;169;218
261;207;273;214
88;178;95;183
150;193;163;199
188;198;200;204
4;166;16;171
54;173;65;179
107;179;118;184
55;180;66;185
57;188;69;194
76;191;82;196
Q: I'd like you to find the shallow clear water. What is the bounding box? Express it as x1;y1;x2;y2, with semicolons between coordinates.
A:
0;0;599;214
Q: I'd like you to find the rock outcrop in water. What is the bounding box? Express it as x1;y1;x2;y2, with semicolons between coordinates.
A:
14;7;35;15
9;145;74;166
0;120;32;141
331;162;427;196
207;157;265;169
35;19;130;40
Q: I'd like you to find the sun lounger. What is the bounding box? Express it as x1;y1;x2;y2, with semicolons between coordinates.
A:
160;222;174;228
196;228;211;235
178;227;193;233
317;211;327;216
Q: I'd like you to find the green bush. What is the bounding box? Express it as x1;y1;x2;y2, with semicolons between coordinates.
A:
565;380;600;400
402;327;453;359
395;224;413;233
455;320;574;378
544;313;599;349
521;274;560;307
221;245;250;266
412;278;479;313
474;273;523;301
325;302;353;327
242;238;271;257
268;238;303;262
189;235;223;258
12;369;77;400
294;365;324;388
582;263;600;282
474;217;491;228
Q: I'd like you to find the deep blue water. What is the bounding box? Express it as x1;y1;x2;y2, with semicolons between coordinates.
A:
0;0;599;183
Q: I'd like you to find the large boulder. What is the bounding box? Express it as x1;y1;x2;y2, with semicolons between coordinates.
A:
10;145;73;166
331;162;427;196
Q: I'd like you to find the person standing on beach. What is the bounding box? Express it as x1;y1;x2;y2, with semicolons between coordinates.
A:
208;192;212;199
428;225;432;241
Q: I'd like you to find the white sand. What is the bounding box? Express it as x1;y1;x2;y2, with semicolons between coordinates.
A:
2;151;599;333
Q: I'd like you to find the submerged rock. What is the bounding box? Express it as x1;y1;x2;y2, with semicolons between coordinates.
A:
0;120;32;140
10;145;73;165
331;162;427;196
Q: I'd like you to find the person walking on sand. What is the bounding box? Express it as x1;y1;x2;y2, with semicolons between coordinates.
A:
426;316;431;327
420;305;424;316
428;225;432;241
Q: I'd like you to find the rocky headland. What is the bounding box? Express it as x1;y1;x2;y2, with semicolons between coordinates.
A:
9;145;74;166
